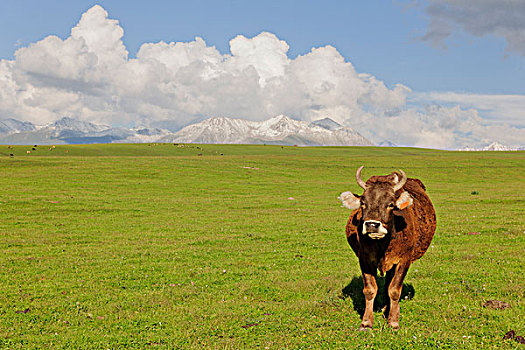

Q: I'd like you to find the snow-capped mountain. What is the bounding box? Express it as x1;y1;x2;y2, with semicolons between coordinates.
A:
0;117;171;145
0;115;373;146
45;117;110;135
0;119;36;134
459;142;522;151
162;115;374;146
2;116;522;149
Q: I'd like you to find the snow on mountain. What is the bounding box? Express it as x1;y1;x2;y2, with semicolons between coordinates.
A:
1;116;521;149
162;115;374;146
0;117;169;145
44;117;111;135
459;142;521;151
0;115;373;146
164;116;257;144
0;119;36;134
483;142;516;151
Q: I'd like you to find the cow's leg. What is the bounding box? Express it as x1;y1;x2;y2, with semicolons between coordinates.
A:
387;262;410;330
383;266;396;318
359;272;378;331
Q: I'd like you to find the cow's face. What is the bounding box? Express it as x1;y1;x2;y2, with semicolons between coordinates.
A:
339;167;413;239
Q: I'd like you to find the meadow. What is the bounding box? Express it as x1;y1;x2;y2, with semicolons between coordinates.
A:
0;144;523;349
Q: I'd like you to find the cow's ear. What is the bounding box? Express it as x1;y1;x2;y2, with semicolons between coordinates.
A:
339;191;361;210
395;191;413;210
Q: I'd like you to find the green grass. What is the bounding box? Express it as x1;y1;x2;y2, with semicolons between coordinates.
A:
0;144;523;349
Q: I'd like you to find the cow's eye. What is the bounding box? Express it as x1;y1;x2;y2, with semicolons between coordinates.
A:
387;203;395;209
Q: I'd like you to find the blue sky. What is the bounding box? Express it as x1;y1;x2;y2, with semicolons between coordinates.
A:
1;0;523;93
0;0;523;148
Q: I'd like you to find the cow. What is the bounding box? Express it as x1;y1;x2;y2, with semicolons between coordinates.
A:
339;166;436;331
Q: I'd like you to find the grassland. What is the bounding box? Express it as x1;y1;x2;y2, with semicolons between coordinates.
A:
0;143;523;349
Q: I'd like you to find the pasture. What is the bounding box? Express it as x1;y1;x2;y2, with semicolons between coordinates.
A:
0;144;523;349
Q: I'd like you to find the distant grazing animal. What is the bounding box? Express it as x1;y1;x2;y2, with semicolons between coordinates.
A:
339;166;436;330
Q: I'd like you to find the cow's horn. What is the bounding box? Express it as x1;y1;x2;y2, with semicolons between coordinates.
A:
356;166;367;190
393;169;407;191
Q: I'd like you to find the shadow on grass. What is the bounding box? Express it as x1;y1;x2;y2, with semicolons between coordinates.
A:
342;275;415;317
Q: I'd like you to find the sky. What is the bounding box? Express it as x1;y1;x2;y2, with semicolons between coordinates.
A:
0;0;523;149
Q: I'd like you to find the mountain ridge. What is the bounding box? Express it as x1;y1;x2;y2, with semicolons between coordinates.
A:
159;115;374;146
458;142;524;151
0;116;374;146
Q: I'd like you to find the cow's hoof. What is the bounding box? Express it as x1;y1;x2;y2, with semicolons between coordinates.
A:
358;325;372;332
388;322;399;330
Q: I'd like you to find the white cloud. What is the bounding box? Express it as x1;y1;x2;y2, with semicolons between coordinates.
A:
228;32;290;86
0;5;523;149
346;102;525;149
71;5;128;66
421;0;525;55
411;92;525;126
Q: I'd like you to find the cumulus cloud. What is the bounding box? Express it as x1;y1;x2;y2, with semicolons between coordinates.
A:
0;6;406;125
421;0;525;55
228;32;290;86
0;4;523;149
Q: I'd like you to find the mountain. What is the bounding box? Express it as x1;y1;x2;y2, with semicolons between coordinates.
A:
483;142;517;151
377;140;397;147
459;142;521;151
46;117;110;134
162;115;374;146
0;117;171;145
0;115;373;146
0;119;36;134
309;117;343;131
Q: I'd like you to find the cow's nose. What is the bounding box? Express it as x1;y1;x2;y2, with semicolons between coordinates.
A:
365;221;380;229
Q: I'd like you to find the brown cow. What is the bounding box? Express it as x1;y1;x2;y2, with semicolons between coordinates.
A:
339;166;436;330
